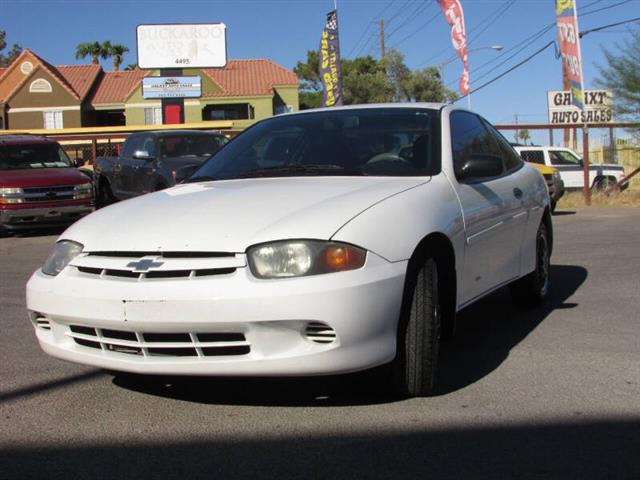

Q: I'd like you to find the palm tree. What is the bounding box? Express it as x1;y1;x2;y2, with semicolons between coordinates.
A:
108;43;130;72
75;41;109;64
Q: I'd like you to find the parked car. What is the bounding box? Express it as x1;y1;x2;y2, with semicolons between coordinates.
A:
514;145;627;191
527;162;564;212
27;105;552;397
94;130;228;206
0;135;93;234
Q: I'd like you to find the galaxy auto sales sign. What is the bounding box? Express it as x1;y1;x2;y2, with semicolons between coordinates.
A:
547;89;613;125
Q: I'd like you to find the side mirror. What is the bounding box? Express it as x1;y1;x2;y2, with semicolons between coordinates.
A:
458;154;503;181
133;150;153;160
74;157;85;168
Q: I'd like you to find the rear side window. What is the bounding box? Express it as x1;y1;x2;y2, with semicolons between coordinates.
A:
450;111;502;177
550;150;581;166
519;150;545;164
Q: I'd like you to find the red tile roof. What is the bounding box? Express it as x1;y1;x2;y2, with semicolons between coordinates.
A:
89;69;149;105
202;60;298;97
57;65;102;99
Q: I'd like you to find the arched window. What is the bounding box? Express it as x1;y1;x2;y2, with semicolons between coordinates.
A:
29;79;53;93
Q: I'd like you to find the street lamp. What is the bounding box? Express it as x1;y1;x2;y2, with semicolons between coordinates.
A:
438;45;503;110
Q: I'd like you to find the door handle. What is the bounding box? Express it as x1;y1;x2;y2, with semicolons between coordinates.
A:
513;187;523;199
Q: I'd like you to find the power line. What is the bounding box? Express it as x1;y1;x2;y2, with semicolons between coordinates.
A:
347;0;397;58
580;0;633;16
386;1;433;39
456;41;556;100
580;16;640;37
386;0;413;26
388;8;441;49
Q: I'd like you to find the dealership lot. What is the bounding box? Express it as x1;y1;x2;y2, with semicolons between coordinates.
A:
1;207;639;479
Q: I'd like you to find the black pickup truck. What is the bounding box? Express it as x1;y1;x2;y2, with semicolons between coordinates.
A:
94;130;227;206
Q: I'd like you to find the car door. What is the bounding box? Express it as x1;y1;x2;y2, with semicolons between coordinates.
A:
132;135;158;194
548;149;583;188
113;134;142;197
449;111;528;305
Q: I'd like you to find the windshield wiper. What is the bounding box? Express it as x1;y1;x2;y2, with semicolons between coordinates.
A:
183;175;220;183
228;164;367;179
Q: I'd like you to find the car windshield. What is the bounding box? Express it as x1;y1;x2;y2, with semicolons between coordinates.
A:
190;108;440;180
159;135;227;158
0;143;73;170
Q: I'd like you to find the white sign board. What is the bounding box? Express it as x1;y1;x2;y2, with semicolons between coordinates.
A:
547;89;613;125
137;23;227;69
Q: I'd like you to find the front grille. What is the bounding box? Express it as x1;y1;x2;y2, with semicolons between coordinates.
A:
23;185;75;203
71;251;244;281
543;173;553;182
303;322;337;344
34;314;51;330
67;325;251;358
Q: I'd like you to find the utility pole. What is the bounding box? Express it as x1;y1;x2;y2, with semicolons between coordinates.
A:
379;19;385;58
514;114;519;143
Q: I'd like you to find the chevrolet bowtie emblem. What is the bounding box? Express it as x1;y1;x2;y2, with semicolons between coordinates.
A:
126;257;164;272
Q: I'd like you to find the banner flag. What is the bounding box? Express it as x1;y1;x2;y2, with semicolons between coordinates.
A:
437;0;470;95
320;10;343;107
556;0;585;109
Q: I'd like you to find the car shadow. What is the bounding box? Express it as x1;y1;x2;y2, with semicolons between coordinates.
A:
552;210;576;216
1;225;66;238
112;264;587;406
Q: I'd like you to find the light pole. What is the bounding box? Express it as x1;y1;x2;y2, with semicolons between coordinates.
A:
438;45;503;110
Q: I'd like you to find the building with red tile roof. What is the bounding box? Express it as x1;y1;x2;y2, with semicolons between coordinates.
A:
0;51;298;131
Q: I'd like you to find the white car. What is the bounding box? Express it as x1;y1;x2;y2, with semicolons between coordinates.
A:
26;104;551;397
514;145;627;191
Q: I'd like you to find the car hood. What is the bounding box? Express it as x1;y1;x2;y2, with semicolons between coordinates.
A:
62;176;428;252
0;168;90;188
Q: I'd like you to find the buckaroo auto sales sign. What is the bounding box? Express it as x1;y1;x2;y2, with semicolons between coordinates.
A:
547;89;613;125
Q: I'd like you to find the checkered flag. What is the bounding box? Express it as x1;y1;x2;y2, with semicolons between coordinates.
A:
326;11;338;31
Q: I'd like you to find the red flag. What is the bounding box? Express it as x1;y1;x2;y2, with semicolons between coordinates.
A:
437;0;470;95
556;0;585;109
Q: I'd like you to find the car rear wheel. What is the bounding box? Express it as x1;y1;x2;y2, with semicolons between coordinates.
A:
510;222;550;306
392;257;441;397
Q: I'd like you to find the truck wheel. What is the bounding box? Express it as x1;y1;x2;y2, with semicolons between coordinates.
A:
510;222;550;306
392;257;441;397
97;178;114;209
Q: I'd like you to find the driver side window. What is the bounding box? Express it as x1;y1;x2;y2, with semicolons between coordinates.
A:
450;111;502;179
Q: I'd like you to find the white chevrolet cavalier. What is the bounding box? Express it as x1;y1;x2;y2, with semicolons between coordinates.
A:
26;104;552;397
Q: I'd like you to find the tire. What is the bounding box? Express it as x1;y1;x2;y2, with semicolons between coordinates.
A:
510;222;550;306
96;178;114;209
550;200;557;213
392;257;441;397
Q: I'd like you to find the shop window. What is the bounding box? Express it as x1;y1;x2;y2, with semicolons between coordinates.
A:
202;104;253;121
144;107;162;125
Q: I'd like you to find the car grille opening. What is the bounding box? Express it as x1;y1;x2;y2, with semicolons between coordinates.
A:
304;322;337;344
67;325;250;358
34;314;51;330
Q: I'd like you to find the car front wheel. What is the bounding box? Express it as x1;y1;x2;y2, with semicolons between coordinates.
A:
392;257;441;397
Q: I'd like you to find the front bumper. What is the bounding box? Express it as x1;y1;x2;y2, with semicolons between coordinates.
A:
0;204;93;229
26;253;407;376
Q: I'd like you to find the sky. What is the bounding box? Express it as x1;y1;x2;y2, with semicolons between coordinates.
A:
2;0;638;144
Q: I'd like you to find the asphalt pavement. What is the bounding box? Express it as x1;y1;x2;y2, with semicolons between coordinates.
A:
1;207;639;480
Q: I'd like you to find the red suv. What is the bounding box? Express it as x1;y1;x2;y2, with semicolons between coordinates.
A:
0;135;94;234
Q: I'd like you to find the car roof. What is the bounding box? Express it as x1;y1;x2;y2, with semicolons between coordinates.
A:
0;134;58;146
277;102;449;119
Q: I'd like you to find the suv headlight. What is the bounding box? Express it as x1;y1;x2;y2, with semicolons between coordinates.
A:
42;240;84;276
0;187;23;204
73;183;93;200
247;240;367;279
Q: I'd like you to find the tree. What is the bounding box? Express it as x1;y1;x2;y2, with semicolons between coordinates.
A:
124;63;138;71
380;49;411;101
0;30;22;67
595;28;640;130
75;41;109;64
404;67;457;103
107;43;129;72
517;129;531;144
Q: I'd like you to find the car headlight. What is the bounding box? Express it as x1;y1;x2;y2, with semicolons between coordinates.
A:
42;240;84;276
73;183;93;200
0;187;23;204
553;171;561;180
247;240;367;279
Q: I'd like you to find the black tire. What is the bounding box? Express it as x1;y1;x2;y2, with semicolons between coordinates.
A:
550;200;557;213
510;222;550;306
96;178;114;209
393;257;441;397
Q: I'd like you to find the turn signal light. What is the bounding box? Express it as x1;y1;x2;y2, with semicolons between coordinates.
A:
323;245;366;272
